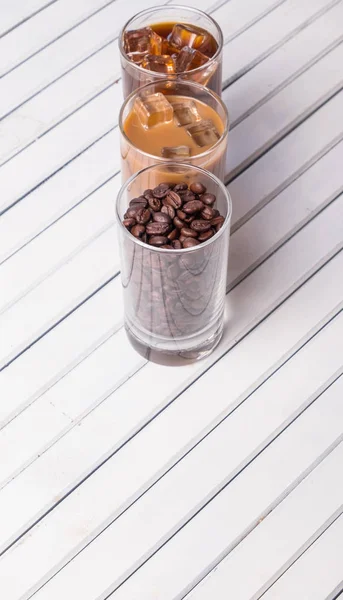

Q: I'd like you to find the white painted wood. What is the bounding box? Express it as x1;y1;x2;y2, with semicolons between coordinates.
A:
0;0;115;76
36;378;343;600
0;132;115;262
212;0;285;43
227;142;343;288
225;42;343;178
0;179;119;313
2;303;342;599
0;0;169;120
261;515;343;600
184;447;343;600
222;0;341;87
229;90;343;229
0;0;55;37
0;275;123;425
226;1;343;126
0;222;342;555
0;90;121;215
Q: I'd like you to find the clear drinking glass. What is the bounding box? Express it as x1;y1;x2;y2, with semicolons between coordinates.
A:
119;5;223;98
119;78;229;184
115;163;232;361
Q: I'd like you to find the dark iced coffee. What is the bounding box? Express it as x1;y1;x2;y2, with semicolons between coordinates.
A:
119;6;223;98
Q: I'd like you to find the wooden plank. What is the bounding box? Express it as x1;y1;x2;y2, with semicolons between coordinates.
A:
31;379;343;600
185;451;343;600
0;0;57;38
229;90;343;230
253;515;343;600
227;142;343;288
1;303;342;599
0;89;120;215
225;42;343;179
0;211;342;553
0;178;119;312
0;276;124;426
0;0;116;76
222;0;341;87
226;1;343;127
0;0;172;122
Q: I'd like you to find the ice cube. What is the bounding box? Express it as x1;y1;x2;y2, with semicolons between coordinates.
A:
124;27;162;60
141;54;175;74
172;99;201;127
168;24;211;53
174;47;208;72
161;146;191;158
134;93;174;129
187;119;220;147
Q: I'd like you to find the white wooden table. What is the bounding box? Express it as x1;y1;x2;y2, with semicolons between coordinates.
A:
0;0;342;598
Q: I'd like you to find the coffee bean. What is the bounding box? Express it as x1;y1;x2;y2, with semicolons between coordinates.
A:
129;197;148;208
183;214;195;224
211;215;225;227
148;196;161;211
173;216;185;229
216;221;224;232
190;219;212;232
172;240;182;249
161;205;175;219
183;238;200;248
149;235;168;246
200;193;216;206
143;188;154;198
201;206;215;220
183;200;204;214
181;227;198;238
126;206;141;219
136;208;151;224
190;182;206;195
131;224;146;238
173;182;188;192
181;190;196;203
153;211;172;224
165;190;182;209
123;217;136;229
146;222;170;235
177;209;187;220
167;228;178;241
153;183;171;198
198;228;215;242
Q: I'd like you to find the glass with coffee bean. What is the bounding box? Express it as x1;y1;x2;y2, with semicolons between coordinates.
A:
116;163;232;360
119;79;229;183
119;6;223;98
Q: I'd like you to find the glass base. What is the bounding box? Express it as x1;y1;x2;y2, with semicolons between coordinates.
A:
125;321;223;365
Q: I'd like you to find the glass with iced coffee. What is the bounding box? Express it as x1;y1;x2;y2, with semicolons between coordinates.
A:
119;79;229;184
119;6;223;98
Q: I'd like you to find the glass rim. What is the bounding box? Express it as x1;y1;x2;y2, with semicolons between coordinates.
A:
115;161;232;255
119;77;229;163
118;5;223;78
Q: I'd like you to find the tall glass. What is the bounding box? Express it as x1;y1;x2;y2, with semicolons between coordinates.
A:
119;79;229;184
115;163;232;360
119;5;223;98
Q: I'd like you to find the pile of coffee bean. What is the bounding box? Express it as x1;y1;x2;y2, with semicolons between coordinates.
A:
123;181;225;249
